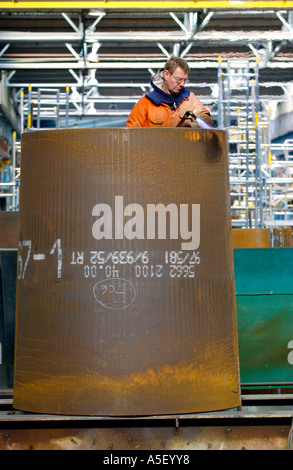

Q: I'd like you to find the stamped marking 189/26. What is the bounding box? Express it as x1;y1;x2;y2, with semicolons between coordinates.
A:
93;278;136;310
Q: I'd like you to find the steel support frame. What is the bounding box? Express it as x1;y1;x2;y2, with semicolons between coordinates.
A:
0;400;292;450
1;0;293;10
1;9;293;70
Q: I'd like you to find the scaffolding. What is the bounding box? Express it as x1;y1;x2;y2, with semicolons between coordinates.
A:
16;83;135;133
217;57;293;229
263;138;293;227
19;86;71;132
0;132;21;211
1;71;293;226
218;57;263;228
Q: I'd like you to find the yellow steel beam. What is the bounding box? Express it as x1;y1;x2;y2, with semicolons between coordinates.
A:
0;1;293;11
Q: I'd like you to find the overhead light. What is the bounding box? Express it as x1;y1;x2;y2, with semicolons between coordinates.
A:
87;43;100;63
69;86;81;101
87;101;97;114
87;69;99;87
211;84;219;98
88;9;106;17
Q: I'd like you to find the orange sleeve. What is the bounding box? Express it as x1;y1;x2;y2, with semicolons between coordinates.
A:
189;93;211;116
126;97;148;127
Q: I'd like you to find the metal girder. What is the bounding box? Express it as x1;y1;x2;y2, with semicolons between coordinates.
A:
0;6;292;127
0;410;292;450
2;59;293;70
0;61;216;69
0;9;292;45
1;29;293;43
0;8;292;74
1;1;293;11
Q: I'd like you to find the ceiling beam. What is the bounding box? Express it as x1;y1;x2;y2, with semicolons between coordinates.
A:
2;29;293;44
1;59;293;70
1;1;293;11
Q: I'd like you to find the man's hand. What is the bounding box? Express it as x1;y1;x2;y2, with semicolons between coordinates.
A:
193;104;210;115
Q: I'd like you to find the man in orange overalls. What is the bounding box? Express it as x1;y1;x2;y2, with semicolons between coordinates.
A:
126;56;213;128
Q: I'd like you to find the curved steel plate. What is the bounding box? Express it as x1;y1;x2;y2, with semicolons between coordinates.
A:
13;128;240;416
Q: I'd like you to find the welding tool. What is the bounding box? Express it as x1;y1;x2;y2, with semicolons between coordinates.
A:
176;109;214;129
176;110;197;127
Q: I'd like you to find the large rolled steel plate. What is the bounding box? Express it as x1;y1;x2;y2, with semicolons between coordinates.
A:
13;128;240;416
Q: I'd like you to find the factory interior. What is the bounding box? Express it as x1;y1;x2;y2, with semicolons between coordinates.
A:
0;1;293;451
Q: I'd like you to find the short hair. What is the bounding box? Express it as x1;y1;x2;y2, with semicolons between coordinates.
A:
164;56;190;74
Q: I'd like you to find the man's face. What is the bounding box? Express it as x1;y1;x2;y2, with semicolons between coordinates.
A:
163;66;189;94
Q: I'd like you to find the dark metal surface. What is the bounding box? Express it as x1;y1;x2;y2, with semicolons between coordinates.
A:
1;388;293;450
0;422;291;451
0;212;19;249
0;402;292;450
0;252;17;388
13;128;240;416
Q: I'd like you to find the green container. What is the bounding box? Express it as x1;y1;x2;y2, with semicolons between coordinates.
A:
234;248;293;385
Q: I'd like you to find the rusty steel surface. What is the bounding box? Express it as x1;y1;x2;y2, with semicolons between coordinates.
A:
13;128;240;416
232;228;293;248
0;212;19;249
0;422;291;450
